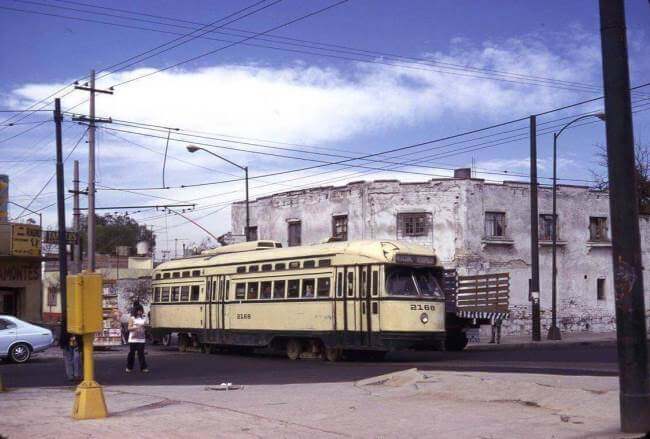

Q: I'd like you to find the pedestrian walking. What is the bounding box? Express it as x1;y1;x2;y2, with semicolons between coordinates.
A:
489;315;503;344
125;305;149;373
61;331;82;382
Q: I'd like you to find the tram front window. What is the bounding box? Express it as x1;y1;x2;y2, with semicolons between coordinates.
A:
386;266;443;298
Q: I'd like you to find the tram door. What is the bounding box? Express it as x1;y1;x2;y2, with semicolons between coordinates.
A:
204;277;215;339
359;265;381;346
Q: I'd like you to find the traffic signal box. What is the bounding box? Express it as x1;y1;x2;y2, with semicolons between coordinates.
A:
67;272;103;334
66;271;108;420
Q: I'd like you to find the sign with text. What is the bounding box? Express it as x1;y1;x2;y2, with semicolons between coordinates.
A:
43;230;78;245
11;223;41;256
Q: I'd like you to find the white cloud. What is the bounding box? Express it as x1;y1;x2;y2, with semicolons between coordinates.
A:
2;29;624;255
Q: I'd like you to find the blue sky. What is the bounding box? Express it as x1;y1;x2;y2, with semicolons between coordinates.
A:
1;0;649;255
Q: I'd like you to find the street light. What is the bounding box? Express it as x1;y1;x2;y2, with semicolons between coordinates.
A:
547;112;606;341
186;145;251;241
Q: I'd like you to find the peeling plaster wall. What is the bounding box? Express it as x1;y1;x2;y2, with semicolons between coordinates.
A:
232;179;650;335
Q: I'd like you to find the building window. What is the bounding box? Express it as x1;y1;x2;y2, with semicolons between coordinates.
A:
597;278;606;301
288;221;301;247
398;213;430;237
47;287;57;307
539;214;558;241
484;212;506;238
332;215;348;241
246;226;258;241
589;217;609;241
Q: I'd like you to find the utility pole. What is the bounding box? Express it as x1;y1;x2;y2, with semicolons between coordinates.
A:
72;160;81;274
54;98;69;348
73;71;112;271
599;0;650;432
529;115;541;342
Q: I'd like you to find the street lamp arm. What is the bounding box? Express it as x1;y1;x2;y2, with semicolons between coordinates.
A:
187;145;246;171
556;113;606;138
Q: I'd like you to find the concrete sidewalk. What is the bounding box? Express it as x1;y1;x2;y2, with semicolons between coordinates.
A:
469;330;617;351
0;368;643;438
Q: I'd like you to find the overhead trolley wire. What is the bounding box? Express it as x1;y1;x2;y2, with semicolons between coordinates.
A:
15;0;641;96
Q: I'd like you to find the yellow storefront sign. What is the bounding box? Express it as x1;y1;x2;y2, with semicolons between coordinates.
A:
11;223;41;256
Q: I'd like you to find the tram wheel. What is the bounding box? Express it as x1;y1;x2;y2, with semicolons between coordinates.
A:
286;339;302;360
445;330;469;351
178;334;190;352
323;347;342;362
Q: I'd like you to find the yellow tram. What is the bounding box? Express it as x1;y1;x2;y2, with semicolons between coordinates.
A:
150;240;446;361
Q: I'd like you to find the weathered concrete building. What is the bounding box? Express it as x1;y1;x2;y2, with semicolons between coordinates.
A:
231;171;650;335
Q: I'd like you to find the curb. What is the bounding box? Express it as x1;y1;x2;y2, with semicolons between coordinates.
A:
467;339;617;352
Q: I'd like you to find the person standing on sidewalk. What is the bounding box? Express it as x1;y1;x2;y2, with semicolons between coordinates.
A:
61;331;82;382
125;305;149;373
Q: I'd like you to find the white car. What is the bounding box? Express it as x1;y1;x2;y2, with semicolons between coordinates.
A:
0;315;54;363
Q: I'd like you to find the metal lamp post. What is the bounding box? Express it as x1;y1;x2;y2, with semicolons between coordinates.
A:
547;112;606;341
186;145;251;241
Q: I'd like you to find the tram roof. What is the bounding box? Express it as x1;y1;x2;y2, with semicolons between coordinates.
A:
154;240;437;271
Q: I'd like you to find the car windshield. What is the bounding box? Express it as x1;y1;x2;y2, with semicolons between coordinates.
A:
386;266;444;298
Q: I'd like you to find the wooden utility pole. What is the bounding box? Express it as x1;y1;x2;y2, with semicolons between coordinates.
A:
72;160;81;274
73;70;112;271
54;98;68;348
529;115;541;341
599;0;650;432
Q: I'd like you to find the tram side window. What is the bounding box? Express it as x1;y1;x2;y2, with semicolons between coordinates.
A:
303;260;315;269
275;263;286;271
302;279;315;298
180;286;189;301
287;279;300;298
225;280;230;299
161;287;170;301
235;283;246;300
182;271;190;278
171;287;180;301
212;281;217;301
191;285;200;301
346;272;354;297
172;272;180;279
249;265;259;273
192;270;201;277
155;274;161;280
154;287;160;302
247;283;259;300
273;280;286;299
289;261;300;269
361;270;367;297
261;281;272;299
261;264;272;272
163;273;170;279
337;273;343;297
372;271;379;296
317;278;331;297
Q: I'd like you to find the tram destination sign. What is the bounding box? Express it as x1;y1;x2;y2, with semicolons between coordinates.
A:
394;254;436;266
43;230;78;245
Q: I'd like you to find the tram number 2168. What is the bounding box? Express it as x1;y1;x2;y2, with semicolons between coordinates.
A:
410;304;435;311
236;313;252;320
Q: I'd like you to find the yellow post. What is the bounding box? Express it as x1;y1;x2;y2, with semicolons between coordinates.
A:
67;271;108;420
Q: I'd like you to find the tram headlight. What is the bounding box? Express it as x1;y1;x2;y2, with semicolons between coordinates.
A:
420;312;429;324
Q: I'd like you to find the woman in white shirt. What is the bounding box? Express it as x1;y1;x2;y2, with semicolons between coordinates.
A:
126;305;149;373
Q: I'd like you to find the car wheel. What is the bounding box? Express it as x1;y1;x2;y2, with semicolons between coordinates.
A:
10;343;31;363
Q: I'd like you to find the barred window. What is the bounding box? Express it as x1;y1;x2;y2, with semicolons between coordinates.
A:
332;215;348;241
398;212;430;237
539;214;557;241
484;212;506;238
589;217;609;241
47;287;57;307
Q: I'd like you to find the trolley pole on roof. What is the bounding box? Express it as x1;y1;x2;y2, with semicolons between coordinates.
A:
599;0;650;432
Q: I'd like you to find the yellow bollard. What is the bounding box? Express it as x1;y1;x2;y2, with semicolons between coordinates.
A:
67;272;108;420
72;333;107;420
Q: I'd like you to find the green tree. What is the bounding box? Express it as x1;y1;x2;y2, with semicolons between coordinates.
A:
80;213;155;256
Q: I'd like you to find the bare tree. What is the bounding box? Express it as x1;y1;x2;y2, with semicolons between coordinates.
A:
591;141;650;214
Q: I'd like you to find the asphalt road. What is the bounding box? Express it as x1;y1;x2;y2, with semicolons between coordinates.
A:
0;341;629;389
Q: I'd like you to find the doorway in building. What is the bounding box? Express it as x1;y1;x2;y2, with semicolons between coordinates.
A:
0;288;20;316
